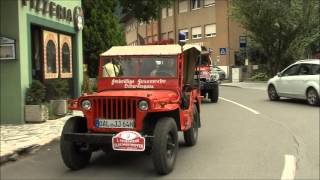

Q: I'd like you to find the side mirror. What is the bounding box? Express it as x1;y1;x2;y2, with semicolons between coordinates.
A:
277;72;282;77
178;32;186;46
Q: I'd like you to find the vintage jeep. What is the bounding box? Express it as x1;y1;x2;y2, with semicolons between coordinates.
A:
194;47;219;103
60;43;203;174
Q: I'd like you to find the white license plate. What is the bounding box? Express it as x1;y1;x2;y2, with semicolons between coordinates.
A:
96;119;135;129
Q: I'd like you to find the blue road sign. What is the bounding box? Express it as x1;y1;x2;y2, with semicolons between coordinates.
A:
220;48;227;55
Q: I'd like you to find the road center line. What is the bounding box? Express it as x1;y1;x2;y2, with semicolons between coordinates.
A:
281;155;296;180
219;97;260;115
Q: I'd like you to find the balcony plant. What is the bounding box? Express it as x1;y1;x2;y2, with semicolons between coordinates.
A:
45;79;70;116
25;80;49;123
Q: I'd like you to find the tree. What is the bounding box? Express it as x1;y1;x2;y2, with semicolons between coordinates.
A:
83;0;125;78
120;0;174;21
230;0;320;75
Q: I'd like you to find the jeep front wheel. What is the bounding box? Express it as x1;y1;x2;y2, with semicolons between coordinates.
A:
60;116;92;170
152;117;178;175
183;106;199;146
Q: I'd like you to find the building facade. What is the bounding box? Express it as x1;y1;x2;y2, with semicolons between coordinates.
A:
123;0;245;77
0;0;84;124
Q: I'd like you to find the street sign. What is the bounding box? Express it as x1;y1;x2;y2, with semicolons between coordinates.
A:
240;36;247;48
219;48;227;55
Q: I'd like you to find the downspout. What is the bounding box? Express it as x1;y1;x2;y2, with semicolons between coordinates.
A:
136;20;139;45
173;0;177;43
227;0;231;79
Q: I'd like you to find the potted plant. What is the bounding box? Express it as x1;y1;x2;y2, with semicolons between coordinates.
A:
45;79;70;116
25;80;49;123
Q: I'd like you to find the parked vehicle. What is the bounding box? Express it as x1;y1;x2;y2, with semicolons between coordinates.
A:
194;48;219;103
267;59;320;105
60;42;203;174
212;66;226;80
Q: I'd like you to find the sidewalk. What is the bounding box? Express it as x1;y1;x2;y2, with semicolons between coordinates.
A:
220;81;268;91
0;111;83;164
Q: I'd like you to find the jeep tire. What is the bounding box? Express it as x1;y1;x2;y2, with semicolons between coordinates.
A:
60;116;92;170
183;106;199;146
101;145;113;155
152;117;178;175
209;86;219;103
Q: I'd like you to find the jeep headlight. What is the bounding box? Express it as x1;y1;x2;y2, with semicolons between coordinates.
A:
81;100;92;110
138;100;149;111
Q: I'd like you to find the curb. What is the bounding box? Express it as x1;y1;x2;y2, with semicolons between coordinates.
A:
220;84;242;88
0;136;61;165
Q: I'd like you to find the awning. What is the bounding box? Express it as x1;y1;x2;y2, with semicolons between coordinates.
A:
100;44;201;56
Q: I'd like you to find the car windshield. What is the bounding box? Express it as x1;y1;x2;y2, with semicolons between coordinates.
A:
101;56;177;78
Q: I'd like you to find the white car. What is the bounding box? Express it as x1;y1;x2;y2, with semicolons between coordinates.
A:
267;59;320;105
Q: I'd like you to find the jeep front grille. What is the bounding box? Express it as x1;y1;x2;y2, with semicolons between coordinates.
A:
92;98;137;119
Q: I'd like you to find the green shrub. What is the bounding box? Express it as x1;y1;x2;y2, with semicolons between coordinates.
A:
250;72;269;81
25;80;46;105
45;79;70;100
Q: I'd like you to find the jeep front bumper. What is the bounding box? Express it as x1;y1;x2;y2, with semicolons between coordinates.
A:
63;132;154;146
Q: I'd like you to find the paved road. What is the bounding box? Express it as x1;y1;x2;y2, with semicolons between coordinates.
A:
1;87;319;179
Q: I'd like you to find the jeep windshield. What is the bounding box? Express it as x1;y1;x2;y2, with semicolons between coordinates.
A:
101;56;177;78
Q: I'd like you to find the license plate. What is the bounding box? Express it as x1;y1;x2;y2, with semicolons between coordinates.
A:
96;119;135;129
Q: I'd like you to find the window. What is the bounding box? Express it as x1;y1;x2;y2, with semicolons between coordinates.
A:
161;33;168;40
168;6;173;16
298;64;312;75
179;0;188;13
46;40;57;73
191;0;200;10
153;35;158;41
168;31;174;39
179;29;189;40
191;26;202;39
102;57;177;77
61;43;70;73
282;64;300;76
161;8;167;19
204;0;215;7
59;34;73;78
311;64;320;75
205;24;216;37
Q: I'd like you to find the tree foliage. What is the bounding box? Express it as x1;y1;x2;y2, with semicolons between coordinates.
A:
230;0;320;75
120;0;174;21
83;0;125;77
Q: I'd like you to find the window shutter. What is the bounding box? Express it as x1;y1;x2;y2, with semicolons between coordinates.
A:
204;0;215;6
192;27;201;35
205;24;216;37
161;8;167;19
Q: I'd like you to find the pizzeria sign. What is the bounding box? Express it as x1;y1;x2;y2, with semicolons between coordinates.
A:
21;0;84;31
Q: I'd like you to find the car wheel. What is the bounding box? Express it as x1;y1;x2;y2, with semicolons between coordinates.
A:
183;106;199;146
307;88;320;106
60;116;92;170
152;117;178;175
209;85;219;103
268;85;280;101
